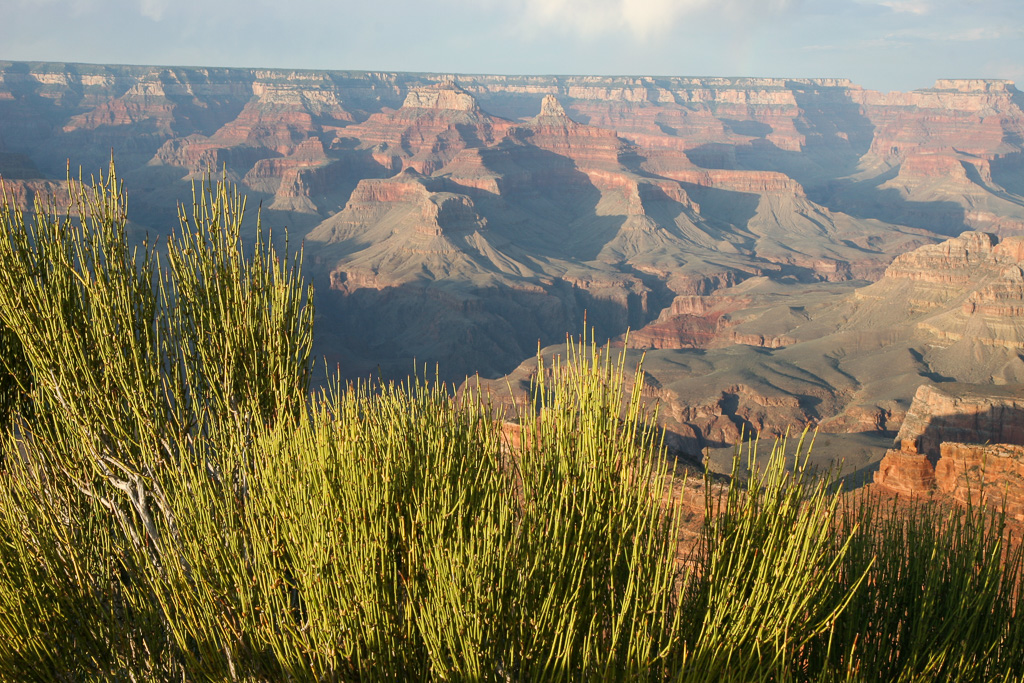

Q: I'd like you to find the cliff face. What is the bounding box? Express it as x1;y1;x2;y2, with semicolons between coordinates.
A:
873;383;1024;517
893;383;1024;459
339;82;513;176
822;79;1024;237
844;232;1024;384
855;80;1023;162
935;443;1024;521
2;63;1024;431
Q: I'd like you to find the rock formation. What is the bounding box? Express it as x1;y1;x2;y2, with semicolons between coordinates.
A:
849;232;1024;383
891;383;1024;459
2;62;1024;450
874;439;938;496
609;231;1024;455
874;383;1024;514
935;443;1024;521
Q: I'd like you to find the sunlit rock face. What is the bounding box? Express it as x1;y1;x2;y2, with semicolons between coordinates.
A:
874;383;1024;516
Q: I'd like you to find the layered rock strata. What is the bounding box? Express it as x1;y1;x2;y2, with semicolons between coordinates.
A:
3;63;1024;442
935;442;1024;521
874;383;1024;513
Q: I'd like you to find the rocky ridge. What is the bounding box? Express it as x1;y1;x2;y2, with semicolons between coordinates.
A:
580;231;1024;455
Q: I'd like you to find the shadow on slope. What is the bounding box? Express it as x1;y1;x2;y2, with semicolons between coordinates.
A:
312;278;654;384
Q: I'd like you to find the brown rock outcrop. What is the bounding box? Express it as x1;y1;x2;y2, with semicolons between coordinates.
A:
504;95;625;168
848;232;1024;374
877;230;998;290
874;383;1024;505
340;82;512;175
894;383;1024;459
874;439;937;495
934;442;1024;521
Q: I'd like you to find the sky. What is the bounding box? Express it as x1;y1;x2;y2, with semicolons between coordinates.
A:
2;0;1022;92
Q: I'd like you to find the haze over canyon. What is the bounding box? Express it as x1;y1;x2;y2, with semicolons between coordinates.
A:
2;61;1023;462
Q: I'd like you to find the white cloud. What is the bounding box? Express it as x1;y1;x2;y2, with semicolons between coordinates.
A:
620;0;710;38
501;0;798;40
139;0;168;20
875;0;931;14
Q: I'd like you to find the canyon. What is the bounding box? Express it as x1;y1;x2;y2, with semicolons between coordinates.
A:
1;62;1023;468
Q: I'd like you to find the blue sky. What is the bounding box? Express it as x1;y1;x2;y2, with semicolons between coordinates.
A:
2;0;1022;92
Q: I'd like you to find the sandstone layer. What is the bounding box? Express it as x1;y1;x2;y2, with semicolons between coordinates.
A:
873;383;1024;518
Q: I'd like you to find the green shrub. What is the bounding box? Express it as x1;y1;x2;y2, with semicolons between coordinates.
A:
0;164;313;679
818;490;1024;681
680;437;867;682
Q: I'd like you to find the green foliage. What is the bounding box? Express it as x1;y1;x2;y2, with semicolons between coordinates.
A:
0;167;1020;682
818;491;1024;681
681;438;868;681
0;164;313;679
